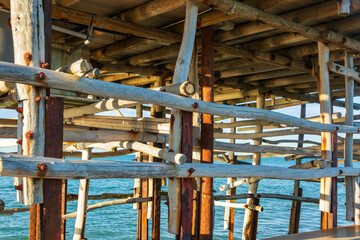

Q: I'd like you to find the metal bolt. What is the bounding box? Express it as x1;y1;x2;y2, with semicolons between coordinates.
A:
192;102;199;109
41;62;49;69
35;96;41;102
35;72;46;80
15;107;23;114
14;184;23;191
25;131;34;140
24;52;32;62
37;163;48;172
16;139;22;145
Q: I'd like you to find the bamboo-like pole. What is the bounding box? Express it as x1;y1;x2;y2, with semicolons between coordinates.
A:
242;93;265;240
289;104;306;234
344;52;355;222
215;201;263;212
328;62;360;82
134;105;142;238
73;149;91;240
318;42;333;226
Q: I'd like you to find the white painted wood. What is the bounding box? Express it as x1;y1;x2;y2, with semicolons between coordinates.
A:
133;105;142;210
0;62;358;134
318;42;333;213
15;102;23;204
215;201;263;212
355;177;360;225
3;153;360;180
328;62;360;82
57;59;96;78
220;177;261;192
11;0;46;205
73;149;91;240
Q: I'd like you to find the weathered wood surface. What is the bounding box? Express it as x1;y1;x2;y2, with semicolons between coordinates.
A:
11;0;47;206
328;62;360;82
73;149;91;240
193;0;360;52
0;62;357;134
3;154;360;180
318;42;333;214
214;201;263;212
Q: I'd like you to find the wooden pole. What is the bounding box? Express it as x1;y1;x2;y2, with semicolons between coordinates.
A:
135;105;143;239
141;154;149;240
318;42;333;228
180;111;193;239
242;93;265;240
152;79;165;240
10;0;47;238
40;97;65;240
289;104;306;234
344;51;355;222
227;118;236;240
199;26;215;240
73;149;91;240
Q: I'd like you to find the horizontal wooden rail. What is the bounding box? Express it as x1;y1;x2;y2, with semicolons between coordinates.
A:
1;153;360;180
0;62;357;133
328;62;360;82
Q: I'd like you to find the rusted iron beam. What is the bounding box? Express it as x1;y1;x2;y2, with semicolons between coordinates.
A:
199;26;215;240
180;111;193;239
38;97;64;240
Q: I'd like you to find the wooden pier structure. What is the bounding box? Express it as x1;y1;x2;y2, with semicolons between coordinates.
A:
0;0;360;239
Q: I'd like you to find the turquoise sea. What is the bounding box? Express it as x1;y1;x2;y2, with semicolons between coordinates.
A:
0;156;353;239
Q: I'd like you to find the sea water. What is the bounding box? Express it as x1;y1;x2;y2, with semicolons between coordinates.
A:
0;156;352;239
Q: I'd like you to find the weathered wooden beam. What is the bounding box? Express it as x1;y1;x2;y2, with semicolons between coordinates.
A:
0;62;358;133
215;201;263;212
3;154;360;180
215;0;360;43
318;42;333;218
73;149;91;240
328;62;360;82
55;0;80;7
194;0;360;52
344;52;355;222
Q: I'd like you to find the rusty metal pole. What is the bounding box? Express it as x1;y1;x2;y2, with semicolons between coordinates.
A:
180;111;193;239
199;26;214;240
39;97;64;240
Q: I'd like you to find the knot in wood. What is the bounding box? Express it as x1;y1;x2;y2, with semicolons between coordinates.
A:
38;163;48;172
25;131;34;140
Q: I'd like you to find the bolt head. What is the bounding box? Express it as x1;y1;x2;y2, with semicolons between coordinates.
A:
25;131;34;140
37;163;48;172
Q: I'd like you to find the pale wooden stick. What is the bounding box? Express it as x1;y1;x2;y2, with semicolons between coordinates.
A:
168;0;198;234
215;201;263;212
344;51;356;222
318;42;333;213
328;62;360;82
243;94;264;239
73;149;91;240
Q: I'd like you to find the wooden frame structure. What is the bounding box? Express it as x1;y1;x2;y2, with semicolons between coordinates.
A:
0;0;360;239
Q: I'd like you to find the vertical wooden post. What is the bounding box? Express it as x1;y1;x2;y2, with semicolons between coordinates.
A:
141;154;149;240
38;97;64;240
199;26;214;240
242;93;265;240
317;42;333;229
225;118;236;240
152;78;165;240
344;51;355;222
135;105;143;240
10;0;47;238
289;104;306;234
180;111;193;239
73;149;92;240
331;132;338;227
